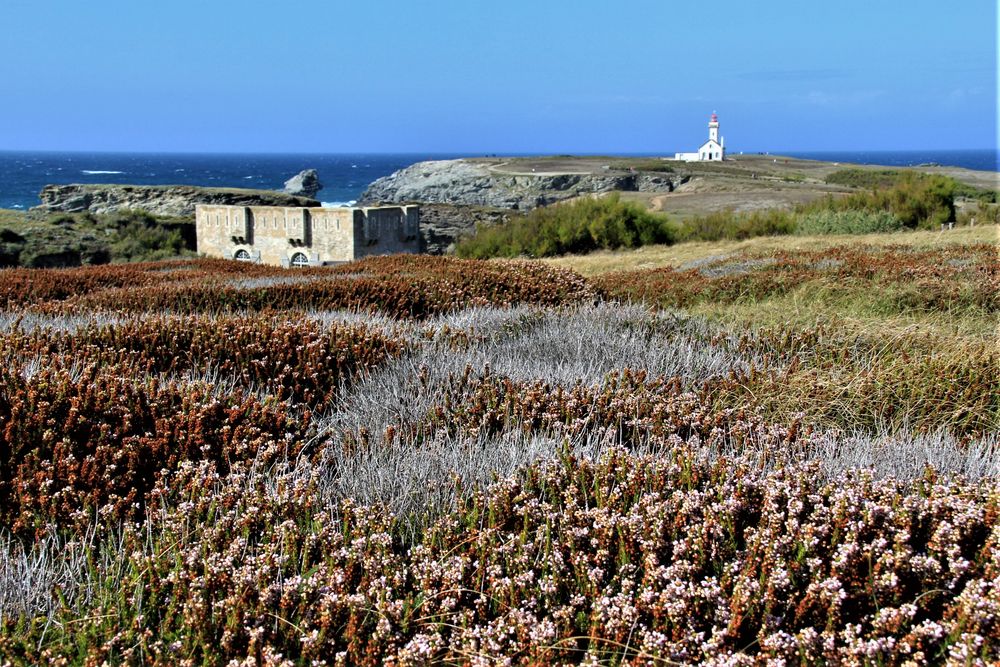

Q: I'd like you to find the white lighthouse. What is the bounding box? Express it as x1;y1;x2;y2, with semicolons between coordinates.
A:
674;112;726;162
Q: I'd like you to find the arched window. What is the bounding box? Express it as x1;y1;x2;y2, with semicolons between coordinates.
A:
290;252;309;268
234;249;252;262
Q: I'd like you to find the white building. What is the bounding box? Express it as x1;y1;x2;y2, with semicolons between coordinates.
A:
674;112;725;162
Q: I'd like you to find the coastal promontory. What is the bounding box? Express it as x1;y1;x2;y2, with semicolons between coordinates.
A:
359;158;680;209
35;184;321;218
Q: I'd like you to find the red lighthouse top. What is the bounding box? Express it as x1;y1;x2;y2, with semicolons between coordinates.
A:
710;112;719;123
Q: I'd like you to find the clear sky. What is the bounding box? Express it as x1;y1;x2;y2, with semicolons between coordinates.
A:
0;0;996;154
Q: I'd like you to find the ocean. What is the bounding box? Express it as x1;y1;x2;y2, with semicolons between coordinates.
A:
0;152;470;211
784;149;998;172
0;149;995;212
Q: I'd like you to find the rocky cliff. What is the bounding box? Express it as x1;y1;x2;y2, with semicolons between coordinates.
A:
359;158;684;253
358;159;681;210
417;204;514;254
34;184;321;218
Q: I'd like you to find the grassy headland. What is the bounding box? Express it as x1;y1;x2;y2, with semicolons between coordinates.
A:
458;168;998;258
0;208;194;267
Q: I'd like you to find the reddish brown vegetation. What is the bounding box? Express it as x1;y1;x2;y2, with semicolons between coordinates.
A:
594;243;999;313
2;255;595;317
0;251;996;664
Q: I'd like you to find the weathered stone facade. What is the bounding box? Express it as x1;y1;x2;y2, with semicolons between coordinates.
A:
195;204;420;267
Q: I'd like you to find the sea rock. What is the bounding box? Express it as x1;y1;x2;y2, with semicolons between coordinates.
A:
33;184;321;218
359;159;681;210
283;169;323;198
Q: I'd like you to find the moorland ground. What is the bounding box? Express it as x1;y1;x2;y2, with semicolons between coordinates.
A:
0;213;997;663
475;154;999;218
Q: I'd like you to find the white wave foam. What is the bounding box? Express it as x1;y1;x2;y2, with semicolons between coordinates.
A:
321;200;357;208
81;170;124;175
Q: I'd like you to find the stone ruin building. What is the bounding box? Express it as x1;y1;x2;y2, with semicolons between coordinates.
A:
195;204;420;267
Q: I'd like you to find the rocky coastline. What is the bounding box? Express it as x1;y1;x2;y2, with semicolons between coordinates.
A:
358;159;682;210
34;184;320;218
20;155;990;260
357;158;687;251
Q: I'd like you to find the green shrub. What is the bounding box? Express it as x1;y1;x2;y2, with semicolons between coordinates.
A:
454;194;674;258
795;210;905;235
803;172;957;229
674;209;797;242
610;159;675;173
957;201;1000;226
825;169;904;189
106;210;192;262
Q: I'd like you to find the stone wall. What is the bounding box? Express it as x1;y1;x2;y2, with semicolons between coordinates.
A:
196;204;419;267
352;207;421;259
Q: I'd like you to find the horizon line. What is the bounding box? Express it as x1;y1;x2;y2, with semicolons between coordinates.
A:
0;147;996;157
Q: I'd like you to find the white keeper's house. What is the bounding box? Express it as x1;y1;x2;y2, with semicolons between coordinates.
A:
674;112;726;162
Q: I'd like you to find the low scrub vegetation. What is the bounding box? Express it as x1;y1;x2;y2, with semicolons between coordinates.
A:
609;158;675;173
805;172;959;229
673;208;797;242
0;209;195;268
824;168;910;189
595;243;998;317
795;209;905;235
959;200;1000;226
457;170;998;258
0;255;594;317
826;168;997;204
0;248;997;663
455;194;674;258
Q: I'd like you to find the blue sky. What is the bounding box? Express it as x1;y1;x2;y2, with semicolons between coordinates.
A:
0;0;996;153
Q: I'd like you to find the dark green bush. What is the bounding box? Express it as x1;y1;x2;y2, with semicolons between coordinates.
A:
795;210;905;235
454;194;674;258
106;210;192;262
610;159;675;173
804;172;957;229
673;209;797;242
824;169;904;189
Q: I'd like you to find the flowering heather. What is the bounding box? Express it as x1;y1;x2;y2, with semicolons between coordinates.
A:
0;248;997;664
1;445;997;665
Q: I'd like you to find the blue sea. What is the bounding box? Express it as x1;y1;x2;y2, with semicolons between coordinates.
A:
0;149;995;211
0;153;471;211
784;149;998;172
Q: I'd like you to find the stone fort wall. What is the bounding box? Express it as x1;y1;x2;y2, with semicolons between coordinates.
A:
195;204;419;267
